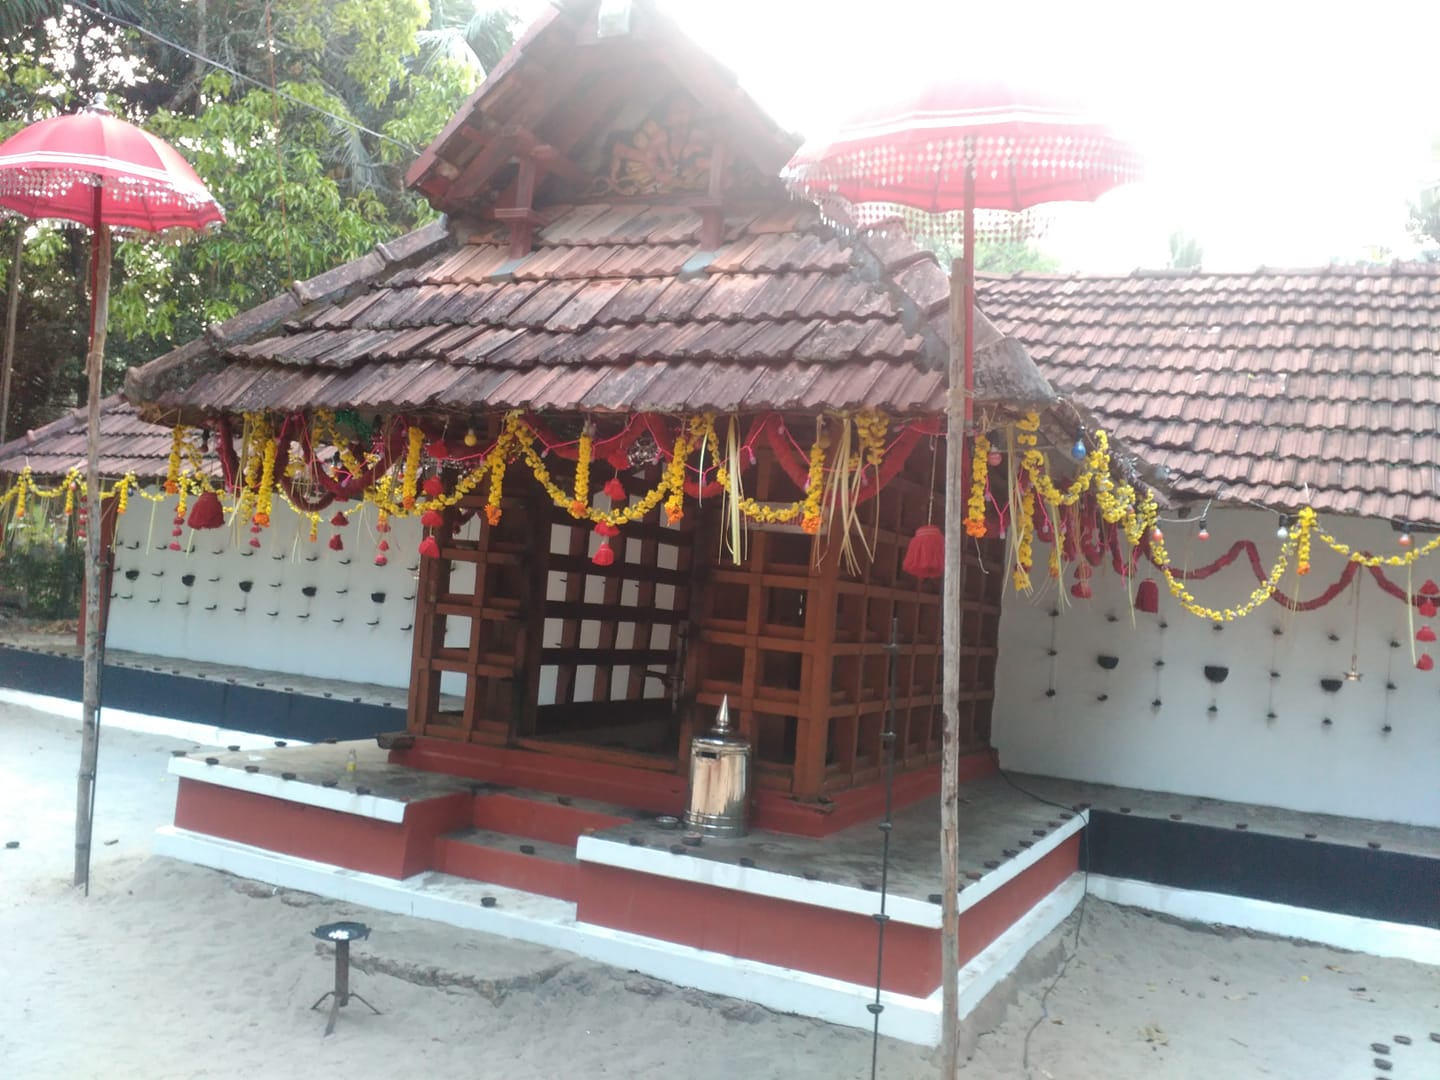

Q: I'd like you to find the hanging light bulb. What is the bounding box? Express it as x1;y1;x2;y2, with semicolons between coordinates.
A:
1196;519;1210;541
1275;514;1290;540
1399;530;1413;548
987;448;1003;467
1071;438;1087;461
1151;526;1164;543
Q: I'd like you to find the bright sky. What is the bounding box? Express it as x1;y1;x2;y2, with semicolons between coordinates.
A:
509;0;1440;271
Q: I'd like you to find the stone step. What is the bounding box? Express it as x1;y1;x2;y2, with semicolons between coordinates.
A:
469;786;635;846
432;826;580;901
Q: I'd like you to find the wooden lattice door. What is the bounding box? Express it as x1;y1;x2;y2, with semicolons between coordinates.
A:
407;491;540;743
521;502;695;764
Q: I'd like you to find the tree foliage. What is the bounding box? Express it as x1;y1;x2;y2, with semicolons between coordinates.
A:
925;237;1059;274
1407;187;1440;261
0;0;516;440
1167;229;1203;270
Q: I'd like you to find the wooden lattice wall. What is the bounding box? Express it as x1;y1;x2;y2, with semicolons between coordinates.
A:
692;429;1004;800
406;419;1005;799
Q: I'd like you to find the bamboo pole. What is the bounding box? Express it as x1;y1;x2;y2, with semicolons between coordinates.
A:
74;197;110;892
939;163;977;1076
1;223;22;444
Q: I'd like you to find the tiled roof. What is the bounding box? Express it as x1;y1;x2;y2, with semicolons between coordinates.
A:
977;264;1440;526
128;202;1053;422
0;396;186;481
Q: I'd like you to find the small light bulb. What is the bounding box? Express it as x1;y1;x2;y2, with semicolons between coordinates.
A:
1276;525;1289;539
1151;526;1164;543
463;428;478;447
1071;439;1087;461
1399;531;1413;547
1197;521;1210;541
987;449;1003;467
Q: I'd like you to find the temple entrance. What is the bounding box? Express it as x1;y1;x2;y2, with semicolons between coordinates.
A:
407;476;697;769
519;500;695;764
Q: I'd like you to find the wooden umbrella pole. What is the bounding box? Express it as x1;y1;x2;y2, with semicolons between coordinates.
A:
1;223;22;444
74;207;110;892
939;161;977;1077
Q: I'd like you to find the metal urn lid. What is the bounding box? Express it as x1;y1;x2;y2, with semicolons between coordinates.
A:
693;695;747;748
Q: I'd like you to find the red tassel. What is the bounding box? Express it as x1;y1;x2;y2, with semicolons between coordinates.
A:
173;514;184;526
902;524;945;579
1070;581;1093;600
604;476;626;501
1075;563;1093;580
330;511;347;527
1135;579;1159;614
1418;625;1437;643
169;541;181;551
419;536;441;559
423;476;444;497
248;537;261;549
1422;579;1440;597
1418;653;1434;672
328;534;344;551
421;508;444;528
377;539;390;552
592;542;615;567
374;555;388;567
595;522;621;538
171;526;184;537
426;439;450;461
187;490;225;530
1419;599;1438;619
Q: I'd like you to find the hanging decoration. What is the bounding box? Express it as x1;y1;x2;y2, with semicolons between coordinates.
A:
1134;578;1159;614
902;437;945;579
7;399;1440;635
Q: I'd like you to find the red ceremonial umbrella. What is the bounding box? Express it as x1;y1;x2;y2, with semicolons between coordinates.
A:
0;100;223;892
787;76;1139;1074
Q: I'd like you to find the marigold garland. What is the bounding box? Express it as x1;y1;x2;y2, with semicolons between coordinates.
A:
400;425;424;510
1295;506;1315;575
965;434;990;537
799;418;828;534
1013;487;1036;592
164;426;184;495
571;426;593;519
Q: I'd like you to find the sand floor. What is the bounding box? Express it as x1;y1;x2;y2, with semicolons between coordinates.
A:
1;701;1436;1079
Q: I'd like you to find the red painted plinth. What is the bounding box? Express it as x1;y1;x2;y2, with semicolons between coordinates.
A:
389;741;686;817
575;830;1080;996
393;737;996;838
576;861;942;996
172;778;469;879
472;792;631;846
957;834;1079;968
433;836;579;901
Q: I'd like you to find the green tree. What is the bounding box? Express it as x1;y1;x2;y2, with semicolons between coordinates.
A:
925;237;1058;274
0;1;516;438
1167;229;1203;269
1406;187;1440;260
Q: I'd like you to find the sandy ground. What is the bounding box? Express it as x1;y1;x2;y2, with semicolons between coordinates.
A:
1;701;1436;1079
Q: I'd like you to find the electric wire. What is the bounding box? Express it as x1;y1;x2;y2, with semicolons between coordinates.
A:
995;769;1092;1080
69;1;421;157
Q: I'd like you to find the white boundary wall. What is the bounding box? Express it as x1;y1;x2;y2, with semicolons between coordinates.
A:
105;495;423;688
992;507;1440;828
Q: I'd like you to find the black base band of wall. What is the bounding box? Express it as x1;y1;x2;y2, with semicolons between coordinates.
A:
0;645;397;744
1087;810;1439;931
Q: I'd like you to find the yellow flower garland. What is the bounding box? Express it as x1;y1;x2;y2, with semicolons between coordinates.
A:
401;425;424;510
965;434;989;537
1013;487;1035;592
571;426;593;518
799;418;827;534
1295;507;1315;575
